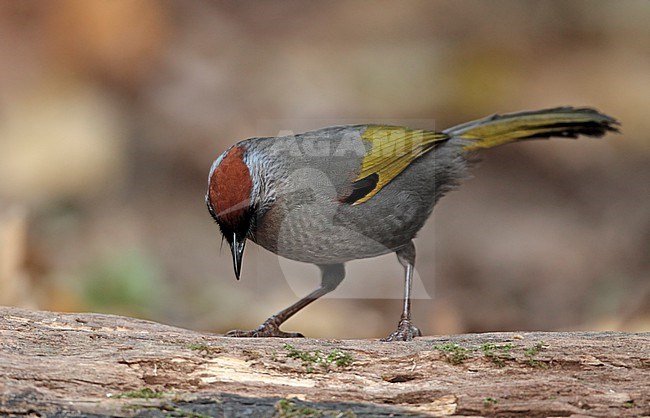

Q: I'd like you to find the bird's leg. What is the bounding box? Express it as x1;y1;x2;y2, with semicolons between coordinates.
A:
382;241;422;342
226;264;345;338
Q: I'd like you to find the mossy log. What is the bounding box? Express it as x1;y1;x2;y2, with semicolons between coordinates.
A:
0;306;648;417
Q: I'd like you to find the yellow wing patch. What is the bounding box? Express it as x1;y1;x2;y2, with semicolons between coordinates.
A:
348;126;449;205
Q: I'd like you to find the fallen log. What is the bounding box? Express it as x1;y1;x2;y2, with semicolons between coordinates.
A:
0;306;648;417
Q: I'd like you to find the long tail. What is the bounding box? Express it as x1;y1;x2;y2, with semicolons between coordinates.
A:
444;107;619;151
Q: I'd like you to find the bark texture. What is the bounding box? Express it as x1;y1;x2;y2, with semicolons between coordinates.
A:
0;306;648;417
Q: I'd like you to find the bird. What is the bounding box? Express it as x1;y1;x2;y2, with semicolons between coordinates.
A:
205;107;618;341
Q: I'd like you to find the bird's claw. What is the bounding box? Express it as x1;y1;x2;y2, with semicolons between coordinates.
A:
225;322;304;338
381;320;421;342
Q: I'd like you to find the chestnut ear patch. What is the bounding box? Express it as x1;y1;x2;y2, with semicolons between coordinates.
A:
209;146;252;227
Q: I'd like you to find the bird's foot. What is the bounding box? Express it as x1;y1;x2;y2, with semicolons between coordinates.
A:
225;319;304;338
381;319;422;342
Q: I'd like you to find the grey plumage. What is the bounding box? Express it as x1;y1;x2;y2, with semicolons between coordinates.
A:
244;126;464;264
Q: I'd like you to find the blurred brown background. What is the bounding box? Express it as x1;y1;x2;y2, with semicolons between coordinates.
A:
1;0;648;337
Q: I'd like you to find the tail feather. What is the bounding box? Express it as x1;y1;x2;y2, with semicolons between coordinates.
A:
444;107;619;151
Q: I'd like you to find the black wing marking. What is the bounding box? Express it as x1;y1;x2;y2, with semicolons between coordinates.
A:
341;173;379;205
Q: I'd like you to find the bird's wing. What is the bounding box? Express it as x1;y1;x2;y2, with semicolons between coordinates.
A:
342;126;449;205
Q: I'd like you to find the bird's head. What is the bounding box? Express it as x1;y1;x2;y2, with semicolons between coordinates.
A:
206;145;258;280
